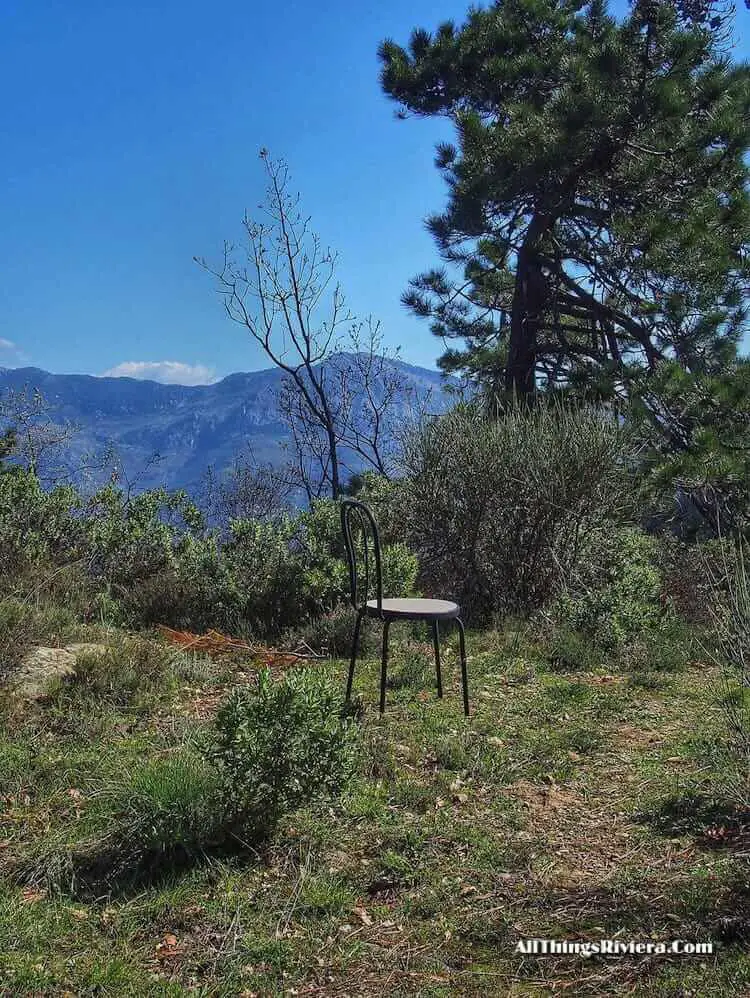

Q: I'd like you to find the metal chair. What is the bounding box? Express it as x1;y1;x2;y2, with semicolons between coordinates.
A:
340;498;469;716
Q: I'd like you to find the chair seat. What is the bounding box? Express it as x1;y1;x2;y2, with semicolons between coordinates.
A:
366;597;460;620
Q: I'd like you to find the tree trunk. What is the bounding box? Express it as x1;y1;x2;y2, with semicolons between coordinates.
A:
505;214;550;399
506;249;546;399
327;421;341;499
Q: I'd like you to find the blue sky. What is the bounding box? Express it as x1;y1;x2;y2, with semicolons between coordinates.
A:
2;1;749;384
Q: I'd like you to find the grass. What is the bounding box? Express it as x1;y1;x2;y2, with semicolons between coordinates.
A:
1;621;749;996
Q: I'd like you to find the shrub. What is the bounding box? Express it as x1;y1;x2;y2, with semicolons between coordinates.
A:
653;534;723;628
0;465;417;640
118;533;236;632
400;401;631;618
551;527;670;650
345;471;411;546
223;516;311;634
23;672;358;892
297;604;375;658
0;468;83;582
100;505;347;638
291;498;418;615
84;484;204;593
210;668;358;838
629;360;750;538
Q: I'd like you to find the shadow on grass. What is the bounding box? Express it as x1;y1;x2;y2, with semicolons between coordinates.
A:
551;870;750;945
15;830;269;903
438;865;750;998
633;792;750;853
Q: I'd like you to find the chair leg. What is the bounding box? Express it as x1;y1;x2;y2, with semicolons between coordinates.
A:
456;617;469;717
379;619;390;715
431;620;443;699
345;608;364;703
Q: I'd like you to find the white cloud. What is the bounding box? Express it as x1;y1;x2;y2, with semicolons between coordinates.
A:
100;361;218;386
0;338;27;366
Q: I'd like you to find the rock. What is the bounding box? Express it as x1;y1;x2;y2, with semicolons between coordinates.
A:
11;643;108;699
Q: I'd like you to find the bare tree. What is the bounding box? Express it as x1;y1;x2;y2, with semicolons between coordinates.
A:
197;151;421;500
0;385;79;485
276;318;429;496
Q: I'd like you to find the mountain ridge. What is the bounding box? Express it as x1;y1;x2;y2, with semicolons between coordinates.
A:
0;355;452;495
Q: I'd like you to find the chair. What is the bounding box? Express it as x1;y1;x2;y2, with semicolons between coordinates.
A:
340;498;469;716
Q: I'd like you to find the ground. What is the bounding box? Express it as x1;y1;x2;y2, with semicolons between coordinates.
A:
1;622;749;997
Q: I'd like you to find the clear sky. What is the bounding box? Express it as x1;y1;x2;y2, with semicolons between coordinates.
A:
2;0;749;384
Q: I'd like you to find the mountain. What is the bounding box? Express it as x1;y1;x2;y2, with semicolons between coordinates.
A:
0;355;453;496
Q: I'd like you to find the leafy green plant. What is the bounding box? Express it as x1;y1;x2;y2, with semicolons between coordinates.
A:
0;460;417;640
84;484;204;592
210;668;359;838
551;527;670;651
0;468;83;581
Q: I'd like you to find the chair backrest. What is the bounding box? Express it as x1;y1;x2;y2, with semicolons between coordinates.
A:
340;499;383;614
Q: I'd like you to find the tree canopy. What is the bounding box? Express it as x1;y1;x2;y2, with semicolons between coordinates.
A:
380;0;750;399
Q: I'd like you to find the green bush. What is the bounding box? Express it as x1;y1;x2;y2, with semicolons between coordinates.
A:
118;532;236;632
653;534;723;628
0;463;417;639
344;471;411;546
84;484;204;592
23;672;358;891
0;468;83;581
227;516;314;630
122;496;417;639
400;401;631;618
297;604;375;658
551;527;671;650
210;668;359;838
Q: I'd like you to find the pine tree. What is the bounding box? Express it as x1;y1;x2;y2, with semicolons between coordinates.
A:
380;0;750;399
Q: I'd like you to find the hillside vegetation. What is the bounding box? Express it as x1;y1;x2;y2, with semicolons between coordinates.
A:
1;401;748;996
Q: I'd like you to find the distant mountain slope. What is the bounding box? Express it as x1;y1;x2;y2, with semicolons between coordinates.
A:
0;355;453;494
